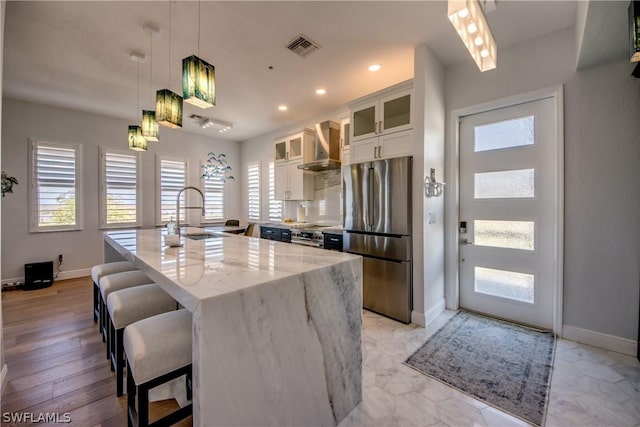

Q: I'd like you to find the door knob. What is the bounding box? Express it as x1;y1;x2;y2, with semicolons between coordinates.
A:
460;238;473;245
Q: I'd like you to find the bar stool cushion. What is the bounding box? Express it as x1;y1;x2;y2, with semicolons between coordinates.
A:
99;270;152;301
107;284;176;329
91;261;136;284
124;309;192;385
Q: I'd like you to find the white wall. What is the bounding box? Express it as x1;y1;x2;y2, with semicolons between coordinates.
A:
1;98;241;280
446;27;640;342
1;0;7;395
563;59;640;340
413;44;446;325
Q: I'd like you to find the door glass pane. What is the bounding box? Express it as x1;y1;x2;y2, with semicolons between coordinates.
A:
289;137;302;158
275;141;286;161
474;220;534;250
383;94;410;131
475;266;534;303
474;116;534;152
353;106;376;137
474;169;534;199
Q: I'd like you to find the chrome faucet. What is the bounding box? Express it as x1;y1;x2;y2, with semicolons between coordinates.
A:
176;186;205;237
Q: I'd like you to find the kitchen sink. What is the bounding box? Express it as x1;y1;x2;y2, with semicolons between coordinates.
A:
185;232;226;240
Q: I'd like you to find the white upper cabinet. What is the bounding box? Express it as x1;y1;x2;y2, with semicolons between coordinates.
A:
273;128;315;200
348;80;413;163
340;117;351;166
274;129;314;163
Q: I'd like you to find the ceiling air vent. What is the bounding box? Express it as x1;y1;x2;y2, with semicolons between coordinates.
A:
286;34;320;58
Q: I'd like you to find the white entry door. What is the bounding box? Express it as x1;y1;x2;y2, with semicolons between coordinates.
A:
459;97;558;330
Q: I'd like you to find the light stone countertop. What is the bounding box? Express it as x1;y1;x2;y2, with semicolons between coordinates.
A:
104;226;360;312
104;226;363;426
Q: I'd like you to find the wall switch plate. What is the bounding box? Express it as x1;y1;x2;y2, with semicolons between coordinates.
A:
427;212;437;224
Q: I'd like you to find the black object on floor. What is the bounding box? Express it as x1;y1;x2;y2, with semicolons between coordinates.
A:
24;261;54;290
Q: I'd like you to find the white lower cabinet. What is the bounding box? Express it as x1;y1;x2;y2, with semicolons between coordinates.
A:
350;129;413;163
275;159;314;200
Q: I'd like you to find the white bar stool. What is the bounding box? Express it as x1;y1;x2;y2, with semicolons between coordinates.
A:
99;270;153;355
107;284;178;396
124;309;193;427
91;261;136;328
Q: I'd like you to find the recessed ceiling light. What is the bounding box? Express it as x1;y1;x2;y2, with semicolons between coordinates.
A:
368;64;381;72
278;105;288;111
315;88;327;95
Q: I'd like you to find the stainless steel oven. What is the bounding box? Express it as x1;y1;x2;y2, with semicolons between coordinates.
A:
290;229;324;248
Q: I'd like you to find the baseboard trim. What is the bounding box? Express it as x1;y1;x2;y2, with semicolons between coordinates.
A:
2;268;91;286
425;298;446;325
562;324;638;356
1;363;8;397
411;298;446;327
411;310;426;327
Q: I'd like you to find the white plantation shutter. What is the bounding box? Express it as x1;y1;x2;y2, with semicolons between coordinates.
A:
101;150;140;227
268;162;282;222
202;174;224;221
158;158;187;223
247;163;260;221
30;140;82;232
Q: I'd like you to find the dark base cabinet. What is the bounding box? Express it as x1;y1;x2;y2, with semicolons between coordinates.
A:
323;233;344;252
260;226;291;243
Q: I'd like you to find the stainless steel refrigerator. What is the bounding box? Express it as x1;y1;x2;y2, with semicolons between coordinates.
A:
343;156;412;323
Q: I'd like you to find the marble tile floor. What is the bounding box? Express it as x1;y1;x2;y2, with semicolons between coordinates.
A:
338;310;640;427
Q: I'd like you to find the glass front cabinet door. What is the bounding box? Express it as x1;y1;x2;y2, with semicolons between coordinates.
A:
381;90;412;134
275;140;287;162
351;101;378;142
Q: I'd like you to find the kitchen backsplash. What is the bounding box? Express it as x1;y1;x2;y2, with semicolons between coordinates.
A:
283;169;342;225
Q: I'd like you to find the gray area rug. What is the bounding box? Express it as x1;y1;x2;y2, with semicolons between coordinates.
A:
404;311;555;426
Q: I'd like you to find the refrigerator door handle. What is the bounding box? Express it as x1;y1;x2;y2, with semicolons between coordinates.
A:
368;167;375;232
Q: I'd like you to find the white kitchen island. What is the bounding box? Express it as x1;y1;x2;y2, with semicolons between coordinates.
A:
103;227;363;426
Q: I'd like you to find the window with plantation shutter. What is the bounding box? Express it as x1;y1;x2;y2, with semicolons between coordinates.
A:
30;140;83;232
157;157;187;224
201;167;225;221
268;162;282;222
100;149;140;228
247;163;260;221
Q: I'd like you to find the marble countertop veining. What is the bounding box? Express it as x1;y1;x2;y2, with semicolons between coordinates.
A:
104;227;360;311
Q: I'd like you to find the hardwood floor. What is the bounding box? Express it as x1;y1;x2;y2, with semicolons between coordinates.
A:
1;277;192;426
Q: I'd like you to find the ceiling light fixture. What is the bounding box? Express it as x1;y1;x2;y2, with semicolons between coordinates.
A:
156;1;183;129
368;64;381;72
630;1;640;62
128;53;148;152
278;105;288;111
315;88;327;95
141;23;160;142
190;114;233;132
448;0;497;72
183;0;216;109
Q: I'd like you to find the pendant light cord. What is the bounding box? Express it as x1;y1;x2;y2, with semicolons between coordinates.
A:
198;0;201;56
136;61;140;114
149;30;153;105
168;0;172;85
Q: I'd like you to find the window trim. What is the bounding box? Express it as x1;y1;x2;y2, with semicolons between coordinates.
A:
200;160;225;223
156;155;189;226
247;162;261;222
268;161;282;222
29;138;83;233
99;147;142;229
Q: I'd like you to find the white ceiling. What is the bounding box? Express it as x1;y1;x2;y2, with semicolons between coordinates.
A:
3;1;578;142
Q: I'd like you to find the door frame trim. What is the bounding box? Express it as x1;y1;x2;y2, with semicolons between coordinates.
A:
445;85;564;335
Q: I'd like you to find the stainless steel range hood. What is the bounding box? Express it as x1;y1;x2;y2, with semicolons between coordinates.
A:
298;120;341;171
